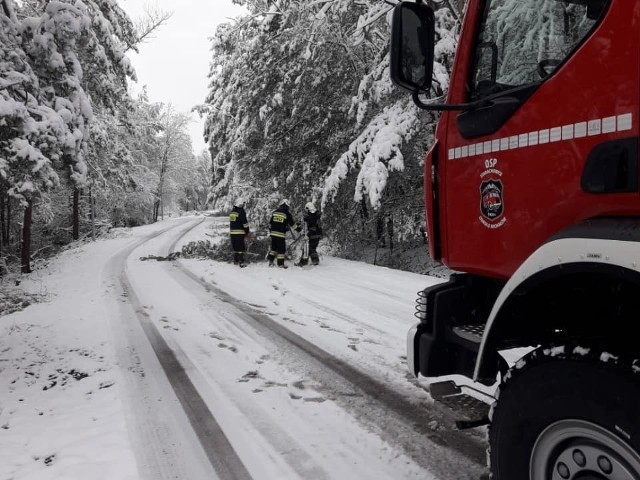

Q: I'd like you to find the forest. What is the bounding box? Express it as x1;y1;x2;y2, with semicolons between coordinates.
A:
0;0;464;276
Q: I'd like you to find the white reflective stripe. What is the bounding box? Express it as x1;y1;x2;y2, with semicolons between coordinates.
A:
603;116;616;133
448;112;634;160
539;129;550;143
588;119;601;136
618;113;633;130
518;133;528;147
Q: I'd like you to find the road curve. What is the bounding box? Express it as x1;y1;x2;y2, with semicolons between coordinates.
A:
107;216;489;480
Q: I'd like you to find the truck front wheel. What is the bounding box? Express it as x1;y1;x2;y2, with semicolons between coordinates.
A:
489;346;640;479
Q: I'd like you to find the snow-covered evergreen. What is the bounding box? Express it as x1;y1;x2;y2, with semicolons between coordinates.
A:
204;0;459;256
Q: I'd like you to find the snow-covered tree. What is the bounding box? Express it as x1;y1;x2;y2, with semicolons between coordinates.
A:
1;0;141;271
178;149;211;212
204;0;459;261
86;92;157;227
205;1;385;225
1;0;89;271
147;104;193;222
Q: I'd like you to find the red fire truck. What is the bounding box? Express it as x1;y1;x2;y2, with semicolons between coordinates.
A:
390;0;640;478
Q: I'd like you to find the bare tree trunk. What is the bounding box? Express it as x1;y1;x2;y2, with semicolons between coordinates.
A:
1;192;8;247
0;191;4;256
155;149;168;222
90;188;95;241
152;199;160;223
6;195;11;247
21;200;32;274
157;175;165;221
376;214;385;247
72;187;80;240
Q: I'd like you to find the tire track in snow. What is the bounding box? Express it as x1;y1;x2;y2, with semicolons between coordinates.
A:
169;256;488;479
110;217;253;480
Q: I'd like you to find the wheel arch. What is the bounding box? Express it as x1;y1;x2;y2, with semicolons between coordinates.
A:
474;217;640;383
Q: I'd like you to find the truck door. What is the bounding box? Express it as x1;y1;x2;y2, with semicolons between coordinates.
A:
440;0;640;279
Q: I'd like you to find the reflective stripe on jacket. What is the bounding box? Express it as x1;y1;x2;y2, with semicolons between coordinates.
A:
230;206;250;235
269;206;298;237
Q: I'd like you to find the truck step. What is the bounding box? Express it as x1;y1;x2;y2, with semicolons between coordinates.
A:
451;324;485;343
429;380;491;429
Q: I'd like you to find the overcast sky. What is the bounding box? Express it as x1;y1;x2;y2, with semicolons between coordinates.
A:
120;0;247;154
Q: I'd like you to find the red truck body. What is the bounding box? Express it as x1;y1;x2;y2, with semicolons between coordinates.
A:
427;0;639;279
390;1;640;478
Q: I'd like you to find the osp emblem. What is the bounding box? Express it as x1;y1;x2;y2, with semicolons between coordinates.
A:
480;179;503;220
479;158;507;229
479;178;507;229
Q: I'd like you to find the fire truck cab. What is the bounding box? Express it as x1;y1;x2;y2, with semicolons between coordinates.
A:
390;0;640;478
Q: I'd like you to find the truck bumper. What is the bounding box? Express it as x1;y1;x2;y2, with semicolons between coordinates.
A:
409;273;503;380
407;323;420;377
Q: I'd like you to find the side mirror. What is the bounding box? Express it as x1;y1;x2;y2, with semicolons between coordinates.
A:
390;2;435;94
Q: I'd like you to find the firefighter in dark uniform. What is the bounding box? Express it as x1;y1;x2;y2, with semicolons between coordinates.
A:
229;198;250;267
266;199;301;269
304;202;322;265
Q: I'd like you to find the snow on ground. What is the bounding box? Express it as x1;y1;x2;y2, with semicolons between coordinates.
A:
0;213;493;480
0;223;153;480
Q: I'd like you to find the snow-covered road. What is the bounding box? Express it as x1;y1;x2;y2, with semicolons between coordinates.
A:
0;214;489;479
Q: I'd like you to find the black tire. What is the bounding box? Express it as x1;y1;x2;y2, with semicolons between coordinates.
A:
489;346;640;479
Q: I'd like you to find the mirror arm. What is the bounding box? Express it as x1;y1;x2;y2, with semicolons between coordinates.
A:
411;91;483;112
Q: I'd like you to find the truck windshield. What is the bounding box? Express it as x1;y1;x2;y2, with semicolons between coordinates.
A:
469;0;609;100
